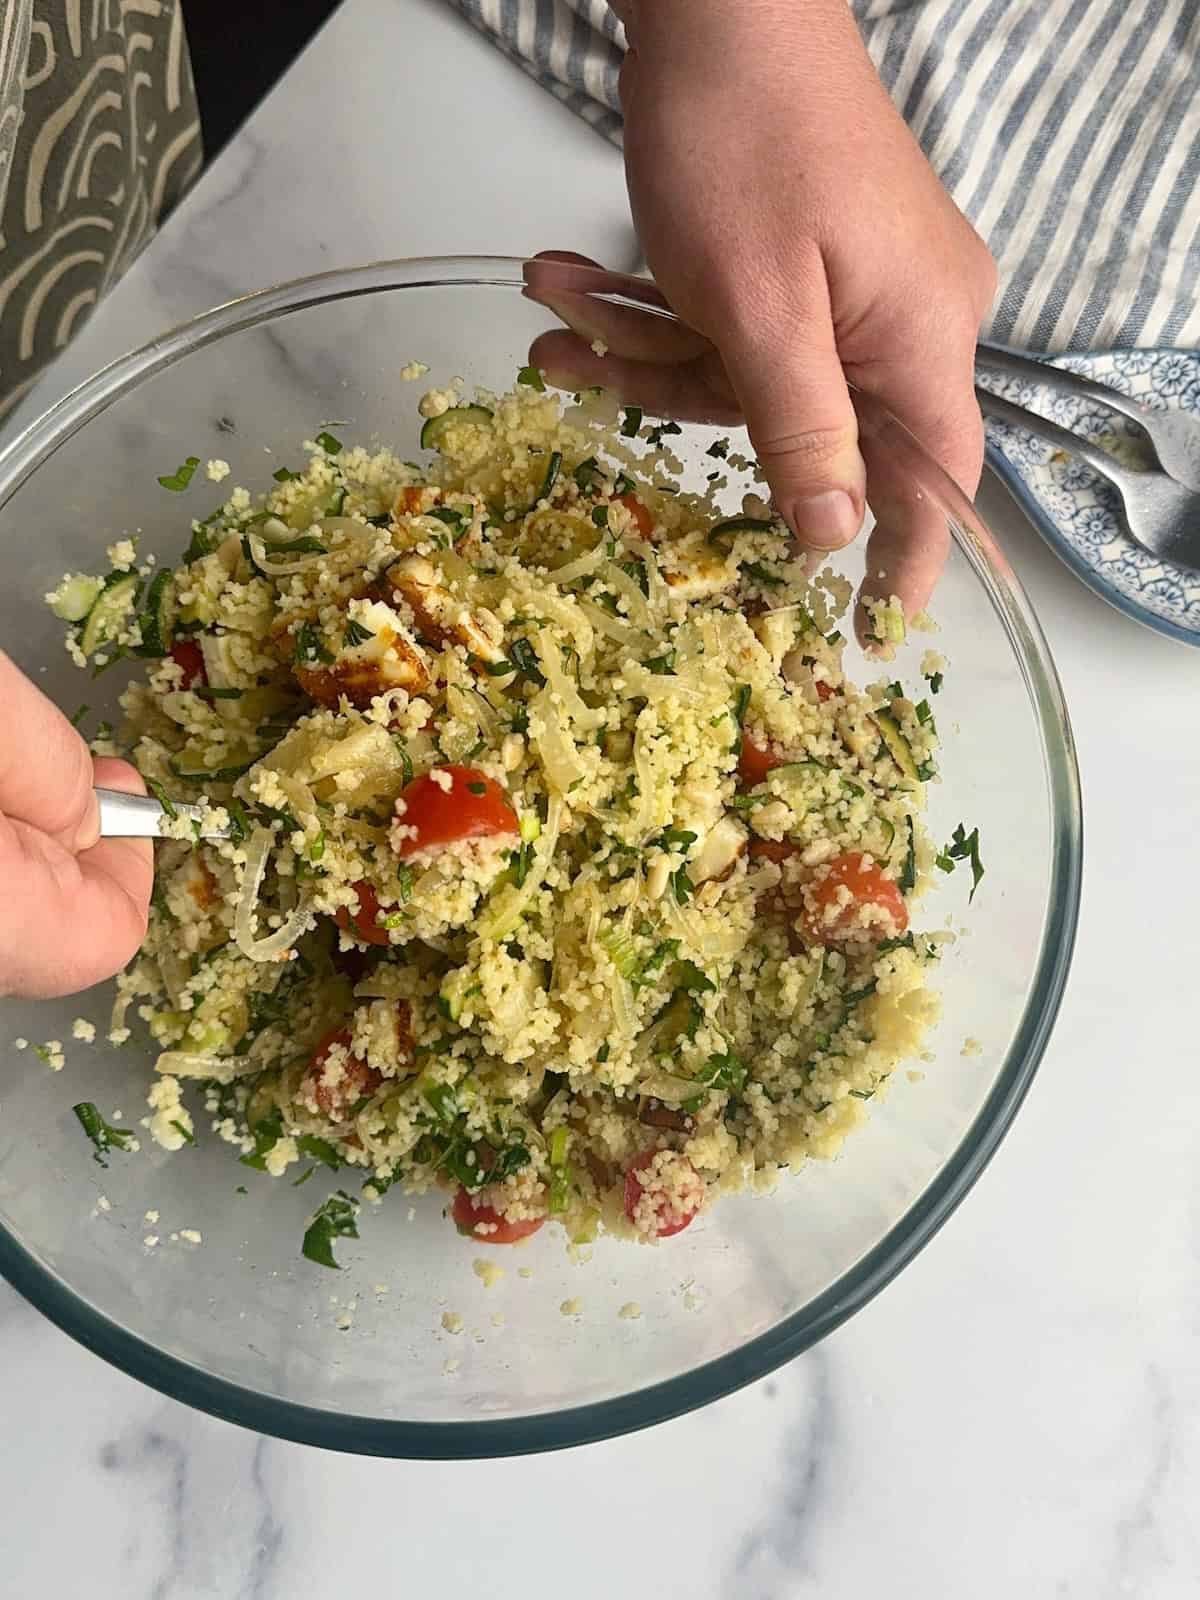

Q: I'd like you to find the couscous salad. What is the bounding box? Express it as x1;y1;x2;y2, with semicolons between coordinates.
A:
48;373;981;1263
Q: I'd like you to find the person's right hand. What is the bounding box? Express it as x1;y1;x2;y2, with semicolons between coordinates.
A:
526;0;997;624
0;650;152;999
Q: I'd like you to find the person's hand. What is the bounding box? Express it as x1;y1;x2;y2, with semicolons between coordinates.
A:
526;0;996;621
0;650;152;999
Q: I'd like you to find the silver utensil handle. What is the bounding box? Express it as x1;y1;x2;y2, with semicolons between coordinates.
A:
95;787;190;839
976;385;1139;496
976;341;1153;432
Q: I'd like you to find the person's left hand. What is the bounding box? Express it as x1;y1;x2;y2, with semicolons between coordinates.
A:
0;650;152;999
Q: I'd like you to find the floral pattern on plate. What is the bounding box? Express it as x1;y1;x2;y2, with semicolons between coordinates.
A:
981;347;1200;647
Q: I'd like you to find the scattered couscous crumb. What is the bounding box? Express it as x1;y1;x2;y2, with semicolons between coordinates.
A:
441;1310;464;1335
443;1358;461;1376
35;1040;65;1071
590;337;609;357
143;1209;160;1225
906;1069;925;1084
961;1036;982;1058
335;1312;353;1331
143;1235;159;1249
400;360;429;381
560;1298;583;1318
618;1301;642;1320
106;538;137;570
683;1290;704;1312
179;1228;202;1245
205;459;231;483
107;1027;131;1046
373;1282;389;1295
95;1195;111;1213
490;1311;506;1329
472;1258;504;1289
71;1019;96;1043
13;1038;28;1051
517;1267;534;1280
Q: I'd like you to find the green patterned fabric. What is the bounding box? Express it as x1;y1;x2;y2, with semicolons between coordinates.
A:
0;1;201;417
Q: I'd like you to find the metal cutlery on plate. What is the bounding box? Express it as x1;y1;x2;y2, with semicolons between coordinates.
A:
975;341;1200;571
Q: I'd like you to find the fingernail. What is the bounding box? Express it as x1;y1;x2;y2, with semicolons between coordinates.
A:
791;490;861;550
73;790;101;854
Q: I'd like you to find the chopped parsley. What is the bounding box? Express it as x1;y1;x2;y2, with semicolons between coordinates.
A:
315;430;343;455
671;865;694;905
506;636;546;688
644;650;676;675
302;1191;360;1269
620;405;643;438
730;682;752;757
706;437;730;459
293;621;333;667
73;1102;135;1167
239;1105;285;1169
157;455;200;492
170;1119;196;1146
517;364;546;391
297;1135;341;1171
653;827;698;853
574;456;602;493
466;781;486;796
591;504;609;528
146;777;177;820
343;618;375;648
936;823;985;900
645;420;682;447
741;560;783;588
272;465;298;482
68;703;89;729
899;816;917;895
925;669;944;694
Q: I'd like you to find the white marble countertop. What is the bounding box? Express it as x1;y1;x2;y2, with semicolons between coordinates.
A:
4;0;1200;1593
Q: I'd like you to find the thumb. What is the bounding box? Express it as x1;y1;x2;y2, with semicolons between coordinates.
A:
720;280;866;553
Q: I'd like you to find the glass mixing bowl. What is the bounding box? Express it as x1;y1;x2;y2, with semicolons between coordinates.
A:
0;259;1081;1457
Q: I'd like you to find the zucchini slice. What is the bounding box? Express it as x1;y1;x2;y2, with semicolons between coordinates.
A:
133;568;177;657
80;573;140;656
169;747;257;784
874;711;919;782
419;404;494;451
707;514;776;553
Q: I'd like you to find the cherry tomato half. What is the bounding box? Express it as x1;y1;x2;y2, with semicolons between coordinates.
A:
623;1148;703;1239
802;850;908;946
616;493;655;540
452;1186;546;1244
394;766;519;860
302;1027;382;1122
169;638;207;690
335;881;392;946
738;734;787;787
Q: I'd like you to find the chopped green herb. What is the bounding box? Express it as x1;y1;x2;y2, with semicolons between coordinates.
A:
706;437;730;459
653;827;698;853
573;456;601;493
645;421;682;447
293;1166;315;1187
936;822;985;900
644;649;676;675
297;1134;341;1171
591;504;609;528
146;777;177;820
517;364;546;391
194;686;242;701
158;455;200;492
302;1190;360;1269
925;669;944;694
597;1042;610;1063
342;618;375;649
293;621;333;667
429;505;466;531
899;816;917;894
170;1119;196;1146
272;465;298;482
671;865;694;905
620;406;643;438
240;1105;285;1170
466;781;486;796
510;704;529;735
730;682;752;758
68;704;89;729
916;760;937;783
315;430;343;455
507;636;546;688
741;560;783;588
73;1102;135;1167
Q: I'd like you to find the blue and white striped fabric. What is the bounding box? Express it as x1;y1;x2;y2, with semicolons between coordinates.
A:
449;0;1200;354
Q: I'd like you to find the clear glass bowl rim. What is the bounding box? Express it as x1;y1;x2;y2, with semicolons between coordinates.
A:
0;257;1083;1458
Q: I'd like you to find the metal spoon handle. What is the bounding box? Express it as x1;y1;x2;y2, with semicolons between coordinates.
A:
95;787;226;840
975;385;1142;496
976;341;1156;432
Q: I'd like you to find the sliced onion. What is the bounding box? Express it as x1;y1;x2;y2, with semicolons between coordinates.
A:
602;560;651;627
577;599;644;648
534;633;602;731
246;531;326;576
551;545;606;586
155;1051;260;1083
620;664;709;708
233;824;312;961
531;692;585;793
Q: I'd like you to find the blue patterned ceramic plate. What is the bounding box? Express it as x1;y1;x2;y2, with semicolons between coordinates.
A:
981;347;1200;648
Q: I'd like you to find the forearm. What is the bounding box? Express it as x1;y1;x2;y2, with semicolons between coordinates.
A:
613;0;878;85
